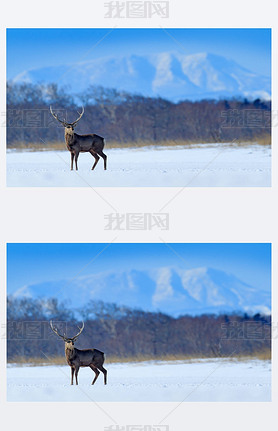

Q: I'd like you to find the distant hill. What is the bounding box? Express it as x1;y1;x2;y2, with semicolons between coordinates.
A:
12;266;270;317
13;52;271;102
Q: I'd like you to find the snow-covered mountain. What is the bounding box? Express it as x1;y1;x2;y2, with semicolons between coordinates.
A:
13;52;270;102
12;267;270;317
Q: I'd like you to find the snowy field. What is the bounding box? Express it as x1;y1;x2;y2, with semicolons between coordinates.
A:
6;144;271;187
7;359;271;402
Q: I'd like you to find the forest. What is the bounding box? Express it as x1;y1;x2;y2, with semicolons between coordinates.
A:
7;297;271;362
7;82;271;147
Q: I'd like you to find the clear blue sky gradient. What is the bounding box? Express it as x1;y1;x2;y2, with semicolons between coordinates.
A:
7;243;271;294
7;28;271;79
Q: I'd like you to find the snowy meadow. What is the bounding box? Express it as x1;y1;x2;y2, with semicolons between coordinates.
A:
7;358;271;402
7;144;271;187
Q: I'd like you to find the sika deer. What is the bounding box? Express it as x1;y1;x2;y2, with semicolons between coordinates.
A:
50;106;107;171
50;321;107;385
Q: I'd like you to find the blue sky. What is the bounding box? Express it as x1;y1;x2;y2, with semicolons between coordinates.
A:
7;28;271;79
7;243;271;294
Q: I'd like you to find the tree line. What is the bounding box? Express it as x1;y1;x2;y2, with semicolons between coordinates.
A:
7;82;271;147
7;297;271;361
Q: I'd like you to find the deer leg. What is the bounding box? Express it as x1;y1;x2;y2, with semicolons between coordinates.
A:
71;153;74;171
98;151;107;170
71;367;74;385
97;365;107;385
74;153;79;171
89;364;100;385
75;366;80;385
90;151;100;170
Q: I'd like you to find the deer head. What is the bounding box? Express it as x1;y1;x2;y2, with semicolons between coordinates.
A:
50;320;85;348
49;106;84;132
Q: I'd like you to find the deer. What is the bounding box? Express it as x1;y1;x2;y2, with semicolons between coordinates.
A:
50;106;107;171
50;321;107;386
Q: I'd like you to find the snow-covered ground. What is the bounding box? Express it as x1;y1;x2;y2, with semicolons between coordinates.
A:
6;144;271;187
7;359;271;402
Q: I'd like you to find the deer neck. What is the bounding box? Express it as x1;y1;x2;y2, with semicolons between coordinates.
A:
65;128;75;147
65;342;75;361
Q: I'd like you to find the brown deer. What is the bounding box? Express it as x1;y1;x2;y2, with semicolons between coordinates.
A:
50;321;107;386
50;106;107;171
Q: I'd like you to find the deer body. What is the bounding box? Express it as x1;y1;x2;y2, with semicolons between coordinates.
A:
50;106;107;171
51;321;107;386
65;129;107;171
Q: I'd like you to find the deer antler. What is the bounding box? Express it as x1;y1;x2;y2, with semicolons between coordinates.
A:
50;320;66;340
71;106;84;126
49;106;66;125
72;321;85;341
50;106;84;126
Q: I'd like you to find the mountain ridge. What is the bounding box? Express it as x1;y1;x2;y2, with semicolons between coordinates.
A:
12;52;271;102
11;266;270;317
